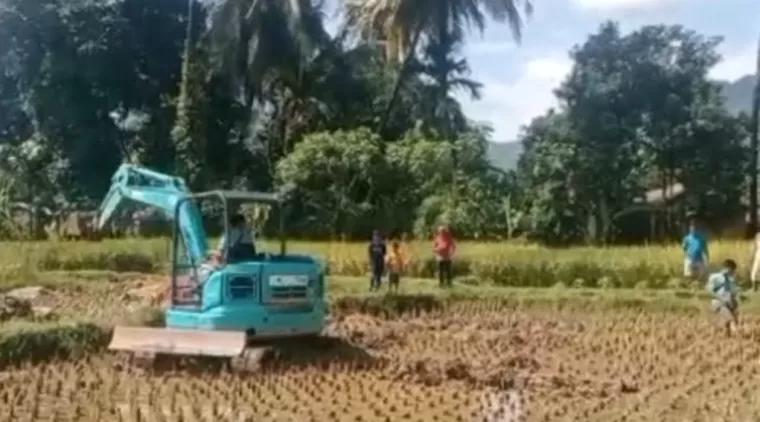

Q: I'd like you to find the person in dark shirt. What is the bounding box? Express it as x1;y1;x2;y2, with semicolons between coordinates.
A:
368;230;387;291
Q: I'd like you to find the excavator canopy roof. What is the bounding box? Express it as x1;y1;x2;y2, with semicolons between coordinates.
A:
193;190;284;204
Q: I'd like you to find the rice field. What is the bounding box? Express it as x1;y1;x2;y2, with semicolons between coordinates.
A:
0;239;758;421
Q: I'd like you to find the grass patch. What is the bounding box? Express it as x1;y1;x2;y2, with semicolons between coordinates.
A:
0;321;110;369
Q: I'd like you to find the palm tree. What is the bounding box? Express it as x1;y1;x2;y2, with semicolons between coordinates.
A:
413;36;482;138
206;0;330;108
345;0;533;134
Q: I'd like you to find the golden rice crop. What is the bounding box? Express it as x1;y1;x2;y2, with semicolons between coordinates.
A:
0;238;755;288
1;300;760;421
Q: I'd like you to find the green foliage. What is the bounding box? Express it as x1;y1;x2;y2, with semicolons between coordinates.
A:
0;0;751;244
276;126;517;238
171;45;209;189
520;21;750;244
276;127;387;237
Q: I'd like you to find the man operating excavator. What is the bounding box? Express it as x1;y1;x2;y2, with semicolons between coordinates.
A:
165;214;257;303
217;213;257;263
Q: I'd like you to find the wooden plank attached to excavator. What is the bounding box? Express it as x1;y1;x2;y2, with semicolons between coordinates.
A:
108;326;247;357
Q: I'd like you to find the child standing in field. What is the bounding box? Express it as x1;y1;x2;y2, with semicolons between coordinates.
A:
706;259;740;337
368;230;387;291
385;241;406;293
433;225;456;288
682;219;709;281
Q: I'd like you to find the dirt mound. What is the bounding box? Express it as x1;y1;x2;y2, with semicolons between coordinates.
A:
383;353;541;388
0;294;34;321
325;314;407;349
0;286;57;321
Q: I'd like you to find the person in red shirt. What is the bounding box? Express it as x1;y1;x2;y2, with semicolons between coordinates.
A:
432;225;456;287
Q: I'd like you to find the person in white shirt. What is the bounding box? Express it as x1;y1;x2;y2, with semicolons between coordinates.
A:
217;213;256;263
706;259;739;337
750;232;760;291
198;252;221;283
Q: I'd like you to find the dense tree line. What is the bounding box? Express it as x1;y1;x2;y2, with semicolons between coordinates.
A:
0;0;755;243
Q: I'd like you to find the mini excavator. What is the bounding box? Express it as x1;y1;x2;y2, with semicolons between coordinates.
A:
98;164;327;371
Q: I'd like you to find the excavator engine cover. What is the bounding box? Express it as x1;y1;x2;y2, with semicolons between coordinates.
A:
109;326;247;357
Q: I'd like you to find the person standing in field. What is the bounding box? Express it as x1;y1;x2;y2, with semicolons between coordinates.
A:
385;241;406;293
368;230;387;291
750;232;760;291
433;225;456;288
682;219;709;280
706;259;740;337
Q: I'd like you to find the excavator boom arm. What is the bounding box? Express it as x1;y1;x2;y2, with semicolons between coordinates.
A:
96;163;209;262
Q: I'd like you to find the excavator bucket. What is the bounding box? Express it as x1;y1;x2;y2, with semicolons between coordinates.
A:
108;326;247;358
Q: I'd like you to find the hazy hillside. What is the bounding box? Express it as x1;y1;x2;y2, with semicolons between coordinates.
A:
719;74;755;115
487;141;523;171
487;74;756;171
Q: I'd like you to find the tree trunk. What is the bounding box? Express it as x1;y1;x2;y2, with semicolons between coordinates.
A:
748;35;760;238
378;24;424;135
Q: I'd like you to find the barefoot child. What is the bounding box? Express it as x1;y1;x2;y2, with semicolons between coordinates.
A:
706;259;740;337
385;241;405;293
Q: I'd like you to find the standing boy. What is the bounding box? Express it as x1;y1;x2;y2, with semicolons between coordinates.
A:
682;219;709;280
706;259;740;337
385;241;405;293
368;230;387;291
433;225;456;287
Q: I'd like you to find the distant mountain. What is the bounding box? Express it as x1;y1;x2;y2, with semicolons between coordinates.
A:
718;74;755;115
487;141;523;171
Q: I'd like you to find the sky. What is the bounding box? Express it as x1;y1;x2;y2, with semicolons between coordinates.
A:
457;0;759;142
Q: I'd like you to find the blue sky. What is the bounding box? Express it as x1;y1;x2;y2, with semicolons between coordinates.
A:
329;0;759;142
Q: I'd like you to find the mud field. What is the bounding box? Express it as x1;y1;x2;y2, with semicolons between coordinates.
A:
3;279;760;421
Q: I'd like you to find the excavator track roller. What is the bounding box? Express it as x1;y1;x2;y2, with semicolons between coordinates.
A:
230;347;273;373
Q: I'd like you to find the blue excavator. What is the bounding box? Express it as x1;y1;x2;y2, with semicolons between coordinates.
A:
98;164;327;371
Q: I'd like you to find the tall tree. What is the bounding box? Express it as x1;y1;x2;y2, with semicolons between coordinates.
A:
345;0;532;135
749;34;760;236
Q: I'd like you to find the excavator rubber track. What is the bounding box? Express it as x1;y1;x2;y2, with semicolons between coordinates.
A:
108;326;339;373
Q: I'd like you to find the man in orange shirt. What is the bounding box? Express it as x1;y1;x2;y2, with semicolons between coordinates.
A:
432;225;456;287
385;241;406;292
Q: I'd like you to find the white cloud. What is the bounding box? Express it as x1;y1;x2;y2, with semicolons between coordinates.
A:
460;56;572;141
467;41;516;55
573;0;679;12
711;44;757;81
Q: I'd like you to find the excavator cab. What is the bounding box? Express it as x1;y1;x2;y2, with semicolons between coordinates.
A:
168;190;290;307
101;167;326;370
